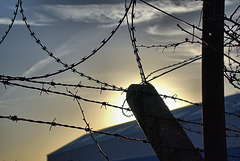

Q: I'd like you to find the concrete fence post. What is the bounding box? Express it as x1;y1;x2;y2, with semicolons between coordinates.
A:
126;83;203;161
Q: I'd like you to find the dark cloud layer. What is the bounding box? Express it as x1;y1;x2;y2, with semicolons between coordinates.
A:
31;0;126;5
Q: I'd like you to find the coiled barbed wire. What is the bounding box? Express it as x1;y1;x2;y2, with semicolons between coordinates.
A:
19;0;133;91
0;0;20;45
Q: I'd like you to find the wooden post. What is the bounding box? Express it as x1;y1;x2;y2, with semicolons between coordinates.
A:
127;83;203;161
202;0;227;160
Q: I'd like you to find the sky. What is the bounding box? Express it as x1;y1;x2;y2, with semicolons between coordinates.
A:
0;0;239;161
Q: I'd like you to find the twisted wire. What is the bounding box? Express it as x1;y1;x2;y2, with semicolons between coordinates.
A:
127;0;147;84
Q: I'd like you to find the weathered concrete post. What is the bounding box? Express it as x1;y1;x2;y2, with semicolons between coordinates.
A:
126;83;203;161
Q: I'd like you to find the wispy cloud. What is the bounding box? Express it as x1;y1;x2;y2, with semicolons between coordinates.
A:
22;41;74;77
42;0;202;28
146;25;184;36
43;4;126;26
151;0;202;13
0;17;52;26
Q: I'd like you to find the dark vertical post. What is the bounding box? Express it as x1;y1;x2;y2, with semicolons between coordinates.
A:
202;0;227;160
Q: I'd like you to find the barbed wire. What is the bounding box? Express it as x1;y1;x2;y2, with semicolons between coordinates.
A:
2;0;234;108
223;5;240;91
138;39;201;53
145;54;201;80
0;115;197;150
176;17;240;92
0;115;149;143
18;0;132;91
2;113;240;139
1;0;240;160
126;0;147;84
1;75;125;92
182;126;203;135
0;0;20;45
0;79;130;111
147;55;202;82
1;0;205;159
178;117;240;134
225;111;240;118
139;0;202;31
68;90;110;161
0;115;206;153
2;114;240;159
1;0;236;109
228;154;240;159
8;0;237;115
0;75;201;106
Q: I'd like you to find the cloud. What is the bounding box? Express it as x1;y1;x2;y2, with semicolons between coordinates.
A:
22;57;52;77
22;41;74;77
41;0;202;28
0;17;52;26
43;4;126;26
146;25;184;36
153;1;202;13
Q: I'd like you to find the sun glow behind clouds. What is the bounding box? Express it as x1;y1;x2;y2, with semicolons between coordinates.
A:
110;83;181;125
111;93;136;125
155;86;180;110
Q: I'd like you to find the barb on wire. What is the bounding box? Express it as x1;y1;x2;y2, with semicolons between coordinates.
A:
49;118;56;131
177;24;207;46
162;93;201;106
0;0;20;45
